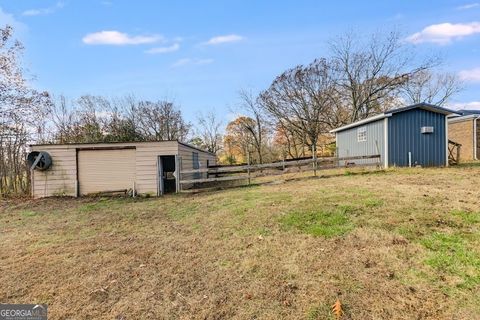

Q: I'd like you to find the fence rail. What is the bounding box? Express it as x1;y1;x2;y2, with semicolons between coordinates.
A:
178;154;381;190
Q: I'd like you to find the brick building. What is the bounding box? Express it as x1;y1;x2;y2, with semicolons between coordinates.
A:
448;111;480;161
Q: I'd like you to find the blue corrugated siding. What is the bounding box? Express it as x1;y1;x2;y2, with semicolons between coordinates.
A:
388;109;446;167
336;119;385;165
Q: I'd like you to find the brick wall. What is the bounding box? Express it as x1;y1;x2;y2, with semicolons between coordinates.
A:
477;119;480;160
449;119;474;161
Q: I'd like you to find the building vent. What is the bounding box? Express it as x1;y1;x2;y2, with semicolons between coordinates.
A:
27;151;52;171
421;126;434;134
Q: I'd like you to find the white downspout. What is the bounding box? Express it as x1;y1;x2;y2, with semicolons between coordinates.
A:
384;117;389;168
334;132;339;167
445;116;449;167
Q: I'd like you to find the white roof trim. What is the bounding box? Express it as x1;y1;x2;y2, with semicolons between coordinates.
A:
448;114;480;124
329;113;392;133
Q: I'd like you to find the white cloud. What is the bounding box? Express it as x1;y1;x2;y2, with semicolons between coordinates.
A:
145;43;180;54
0;8;27;33
459;67;480;82
82;30;162;45
457;3;479;10
449;101;480;110
172;58;214;67
406;22;480;44
172;58;193;67
22;1;65;16
391;13;404;20
204;34;244;45
23;8;51;16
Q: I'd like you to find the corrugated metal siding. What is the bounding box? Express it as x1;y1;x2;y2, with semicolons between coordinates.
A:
135;141;178;195
178;144;216;181
388;109;446;167
336;119;385;165
31;147;76;198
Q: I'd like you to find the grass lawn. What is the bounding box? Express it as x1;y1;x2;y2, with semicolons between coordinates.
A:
1;165;480;319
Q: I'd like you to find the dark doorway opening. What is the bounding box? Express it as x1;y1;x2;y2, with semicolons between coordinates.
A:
158;155;176;195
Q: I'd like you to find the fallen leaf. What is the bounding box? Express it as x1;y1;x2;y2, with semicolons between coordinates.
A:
332;298;343;319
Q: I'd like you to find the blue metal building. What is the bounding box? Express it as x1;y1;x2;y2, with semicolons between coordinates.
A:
330;103;458;167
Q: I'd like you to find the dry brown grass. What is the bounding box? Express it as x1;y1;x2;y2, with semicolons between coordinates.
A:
1;165;480;319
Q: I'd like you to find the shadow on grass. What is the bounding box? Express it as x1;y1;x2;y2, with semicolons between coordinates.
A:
181;168;387;196
456;161;480;168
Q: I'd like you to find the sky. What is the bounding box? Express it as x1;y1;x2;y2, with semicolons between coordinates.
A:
0;0;480;123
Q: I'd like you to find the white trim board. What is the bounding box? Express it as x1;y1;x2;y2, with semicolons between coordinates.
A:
384;117;389;168
445;116;449;167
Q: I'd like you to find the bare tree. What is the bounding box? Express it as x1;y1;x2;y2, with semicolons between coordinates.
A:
48;96;191;144
330;30;439;122
195;110;223;154
102;95;144;142
0;25;51;196
273;121;309;159
259;58;335;153
48;95;79;143
401;70;462;106
48;95;110;143
136;100;190;141
238;89;268;163
75;95;109;142
223;116;258;163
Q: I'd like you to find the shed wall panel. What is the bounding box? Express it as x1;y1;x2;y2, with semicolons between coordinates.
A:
178;144;216;187
134;141;179;195
178;145;216;171
31;147;76;198
336;119;385;166
388;109;446;167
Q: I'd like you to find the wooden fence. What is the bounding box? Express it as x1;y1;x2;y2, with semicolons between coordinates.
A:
178;154;381;191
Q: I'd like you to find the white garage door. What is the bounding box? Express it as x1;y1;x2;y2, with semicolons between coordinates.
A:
78;149;136;195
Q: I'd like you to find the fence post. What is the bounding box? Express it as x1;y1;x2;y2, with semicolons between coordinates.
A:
175;156;182;193
335;147;339;168
247;152;251;185
30;169;34;198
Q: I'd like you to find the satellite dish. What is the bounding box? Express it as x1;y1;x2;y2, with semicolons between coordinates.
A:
27;151;52;171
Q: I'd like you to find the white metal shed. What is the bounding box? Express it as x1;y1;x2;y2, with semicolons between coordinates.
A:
29;141;216;198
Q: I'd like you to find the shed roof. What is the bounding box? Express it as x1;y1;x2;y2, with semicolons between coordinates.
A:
458;109;480;116
29;140;216;156
330;103;459;133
